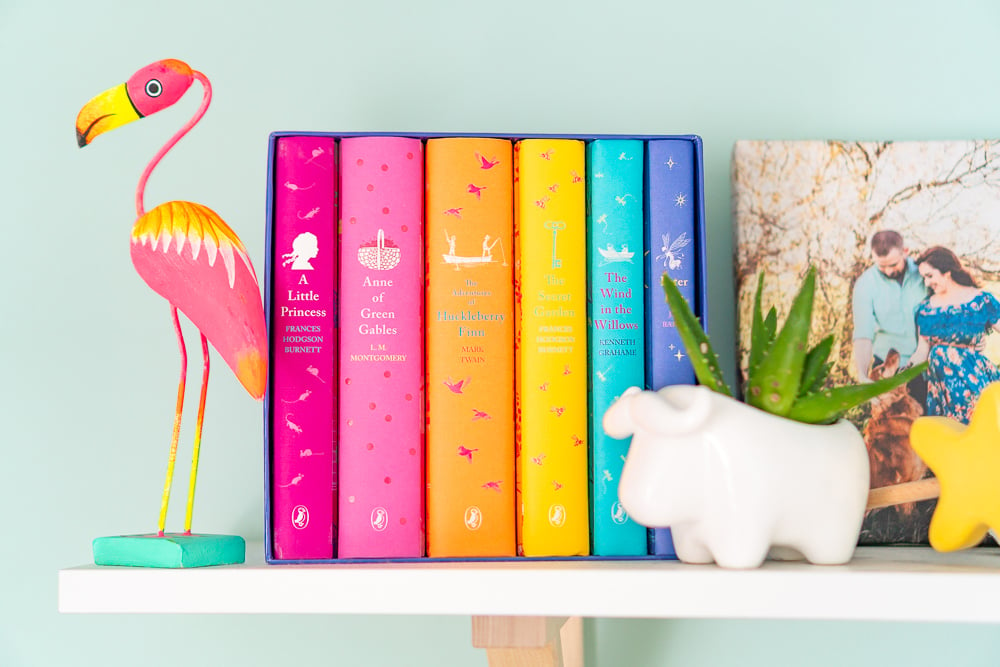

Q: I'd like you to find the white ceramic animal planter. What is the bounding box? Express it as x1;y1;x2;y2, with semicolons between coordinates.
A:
604;385;870;569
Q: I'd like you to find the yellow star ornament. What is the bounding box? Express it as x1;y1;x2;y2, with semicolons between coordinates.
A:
910;382;1000;552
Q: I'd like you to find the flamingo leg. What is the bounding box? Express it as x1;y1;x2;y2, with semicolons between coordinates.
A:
158;306;188;536
183;333;210;535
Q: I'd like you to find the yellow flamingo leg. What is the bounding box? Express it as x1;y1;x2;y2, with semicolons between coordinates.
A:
158;306;188;536
184;334;210;534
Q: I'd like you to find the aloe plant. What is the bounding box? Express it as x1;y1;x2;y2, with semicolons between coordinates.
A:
661;268;928;425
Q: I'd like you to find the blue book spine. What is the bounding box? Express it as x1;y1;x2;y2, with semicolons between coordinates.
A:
644;139;699;557
586;139;648;556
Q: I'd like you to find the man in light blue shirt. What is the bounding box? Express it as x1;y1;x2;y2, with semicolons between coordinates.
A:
852;230;928;389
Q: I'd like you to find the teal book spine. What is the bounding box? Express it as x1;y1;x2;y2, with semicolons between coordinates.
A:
586;139;648;556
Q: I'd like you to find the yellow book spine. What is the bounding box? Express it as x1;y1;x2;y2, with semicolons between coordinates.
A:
425;137;515;556
514;139;590;556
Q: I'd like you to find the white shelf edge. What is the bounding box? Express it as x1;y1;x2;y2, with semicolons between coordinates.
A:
58;544;1000;623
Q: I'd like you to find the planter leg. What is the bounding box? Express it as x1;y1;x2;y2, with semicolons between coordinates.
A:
471;616;583;667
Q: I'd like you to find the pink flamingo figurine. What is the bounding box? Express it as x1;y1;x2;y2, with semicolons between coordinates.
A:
76;59;267;564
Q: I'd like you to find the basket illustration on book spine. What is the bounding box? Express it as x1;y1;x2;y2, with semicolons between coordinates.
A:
358;229;400;271
732;139;1000;546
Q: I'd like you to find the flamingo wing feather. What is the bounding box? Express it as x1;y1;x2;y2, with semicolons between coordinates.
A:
131;201;268;399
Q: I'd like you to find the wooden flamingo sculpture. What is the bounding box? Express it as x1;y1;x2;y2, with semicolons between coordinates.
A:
76;59;267;566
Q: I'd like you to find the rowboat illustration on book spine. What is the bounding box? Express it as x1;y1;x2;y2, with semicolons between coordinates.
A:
441;228;508;268
597;244;636;266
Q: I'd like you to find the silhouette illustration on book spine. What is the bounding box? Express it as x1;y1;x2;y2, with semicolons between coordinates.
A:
76;59;267;567
282;232;319;269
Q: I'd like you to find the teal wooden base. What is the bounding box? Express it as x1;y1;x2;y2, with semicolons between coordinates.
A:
93;533;246;568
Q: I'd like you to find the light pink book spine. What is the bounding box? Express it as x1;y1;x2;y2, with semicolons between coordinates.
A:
271;136;337;560
338;136;425;558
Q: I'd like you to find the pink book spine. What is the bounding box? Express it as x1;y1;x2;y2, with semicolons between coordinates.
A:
338;136;425;558
271;136;337;559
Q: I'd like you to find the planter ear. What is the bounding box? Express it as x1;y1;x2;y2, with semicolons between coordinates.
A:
630;386;712;438
602;386;643;439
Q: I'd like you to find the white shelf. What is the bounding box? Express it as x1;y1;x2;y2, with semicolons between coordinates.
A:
58;544;1000;623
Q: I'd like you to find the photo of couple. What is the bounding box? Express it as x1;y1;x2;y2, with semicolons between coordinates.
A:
853;230;1000;425
733;139;1000;544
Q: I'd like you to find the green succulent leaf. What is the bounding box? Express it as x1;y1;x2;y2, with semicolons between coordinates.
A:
799;335;835;397
748;272;770;373
763;307;778;348
805;361;834;395
786;362;929;424
745;267;816;417
661;273;732;396
748;308;778;382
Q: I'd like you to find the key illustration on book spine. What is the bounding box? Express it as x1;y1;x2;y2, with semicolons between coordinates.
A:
546;221;565;268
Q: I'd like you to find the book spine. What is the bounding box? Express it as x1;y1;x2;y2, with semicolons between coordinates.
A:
644;138;699;557
514;139;590;556
425;138;516;557
586;139;647;556
270;136;337;560
337;136;424;558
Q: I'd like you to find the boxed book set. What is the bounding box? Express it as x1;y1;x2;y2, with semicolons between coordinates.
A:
263;132;707;563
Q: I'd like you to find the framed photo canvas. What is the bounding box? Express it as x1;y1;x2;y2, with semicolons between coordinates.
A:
733;140;1000;545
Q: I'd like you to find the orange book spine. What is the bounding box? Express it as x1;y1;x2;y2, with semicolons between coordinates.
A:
425;137;516;556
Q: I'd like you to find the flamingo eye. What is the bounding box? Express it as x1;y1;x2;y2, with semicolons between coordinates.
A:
145;79;163;98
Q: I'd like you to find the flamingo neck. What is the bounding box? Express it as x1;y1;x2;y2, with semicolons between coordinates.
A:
135;71;212;218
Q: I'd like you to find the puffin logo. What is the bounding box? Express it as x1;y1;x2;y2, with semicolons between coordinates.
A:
464;506;483;531
548;504;566;528
291;504;310;529
611;501;629;525
371;507;389;532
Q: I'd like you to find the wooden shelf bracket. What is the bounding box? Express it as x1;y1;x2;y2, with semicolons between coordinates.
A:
471;615;584;667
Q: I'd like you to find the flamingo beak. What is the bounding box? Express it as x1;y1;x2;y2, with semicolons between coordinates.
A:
76;82;141;148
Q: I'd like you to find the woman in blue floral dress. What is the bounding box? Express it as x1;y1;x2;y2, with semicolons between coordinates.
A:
908;246;1000;424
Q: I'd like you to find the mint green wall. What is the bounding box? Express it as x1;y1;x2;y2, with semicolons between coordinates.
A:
3;0;1000;664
